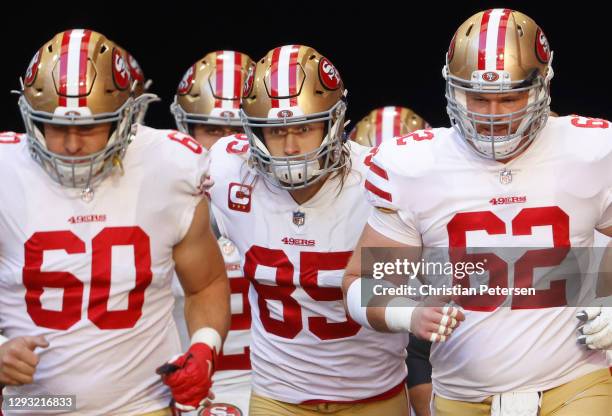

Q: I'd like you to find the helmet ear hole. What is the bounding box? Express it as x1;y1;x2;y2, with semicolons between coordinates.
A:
517;25;524;37
100;44;108;54
465;24;473;36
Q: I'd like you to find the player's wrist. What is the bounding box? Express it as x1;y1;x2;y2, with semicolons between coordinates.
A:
190;327;222;356
384;297;418;333
346;278;374;329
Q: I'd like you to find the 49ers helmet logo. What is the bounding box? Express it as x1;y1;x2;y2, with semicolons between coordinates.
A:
25;49;42;86
318;57;341;90
277;109;293;118
482;71;499;82
202;403;242;416
126;53;144;82
242;64;255;97
448;31;457;62
535;28;551;64
220;110;236;118
112;48;130;90
178;65;195;95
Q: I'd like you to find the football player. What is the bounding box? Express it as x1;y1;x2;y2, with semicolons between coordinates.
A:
350;105;434;416
206;45;410;415
171;51;253;150
0;30;230;415
171;50;255;416
344;9;611;416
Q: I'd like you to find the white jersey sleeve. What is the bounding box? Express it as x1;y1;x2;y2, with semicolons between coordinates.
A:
363;130;439;246
559;116;612;231
141;127;211;244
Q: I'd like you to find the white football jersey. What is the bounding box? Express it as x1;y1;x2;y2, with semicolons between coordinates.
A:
207;135;409;404
172;231;251;415
0;126;209;415
365;116;612;401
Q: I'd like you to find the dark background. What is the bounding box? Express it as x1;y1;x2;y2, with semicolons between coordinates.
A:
1;1;610;132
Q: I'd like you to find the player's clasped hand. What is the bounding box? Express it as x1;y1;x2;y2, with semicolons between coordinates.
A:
576;297;612;350
411;299;465;343
0;335;48;386
156;343;216;412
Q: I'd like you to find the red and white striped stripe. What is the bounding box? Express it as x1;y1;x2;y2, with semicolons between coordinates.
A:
214;51;243;109
270;45;300;108
375;106;402;145
58;29;92;108
364;148;393;203
364;179;392;203
477;9;511;71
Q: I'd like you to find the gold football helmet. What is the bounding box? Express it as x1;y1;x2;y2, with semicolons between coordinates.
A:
349;106;430;146
171;51;254;132
443;9;553;159
18;29;134;189
241;44;347;190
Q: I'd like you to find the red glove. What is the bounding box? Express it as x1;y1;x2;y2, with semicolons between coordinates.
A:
157;343;217;412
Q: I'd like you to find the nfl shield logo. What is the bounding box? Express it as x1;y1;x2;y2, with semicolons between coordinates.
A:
293;211;305;227
499;169;513;185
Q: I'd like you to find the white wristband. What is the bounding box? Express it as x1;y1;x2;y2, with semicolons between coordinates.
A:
0;333;8;346
384;297;417;333
191;327;222;353
346;278;374;329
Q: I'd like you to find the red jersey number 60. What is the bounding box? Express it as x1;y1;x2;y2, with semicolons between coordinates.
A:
23;226;153;330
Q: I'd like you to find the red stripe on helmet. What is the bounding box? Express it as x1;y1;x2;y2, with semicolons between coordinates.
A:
58;30;72;106
374;108;383;146
288;46;299;107
393;107;402;138
270;47;282;108
78;30;92;107
215;51;224;108
478;10;492;70
233;52;242;108
496;9;511;70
